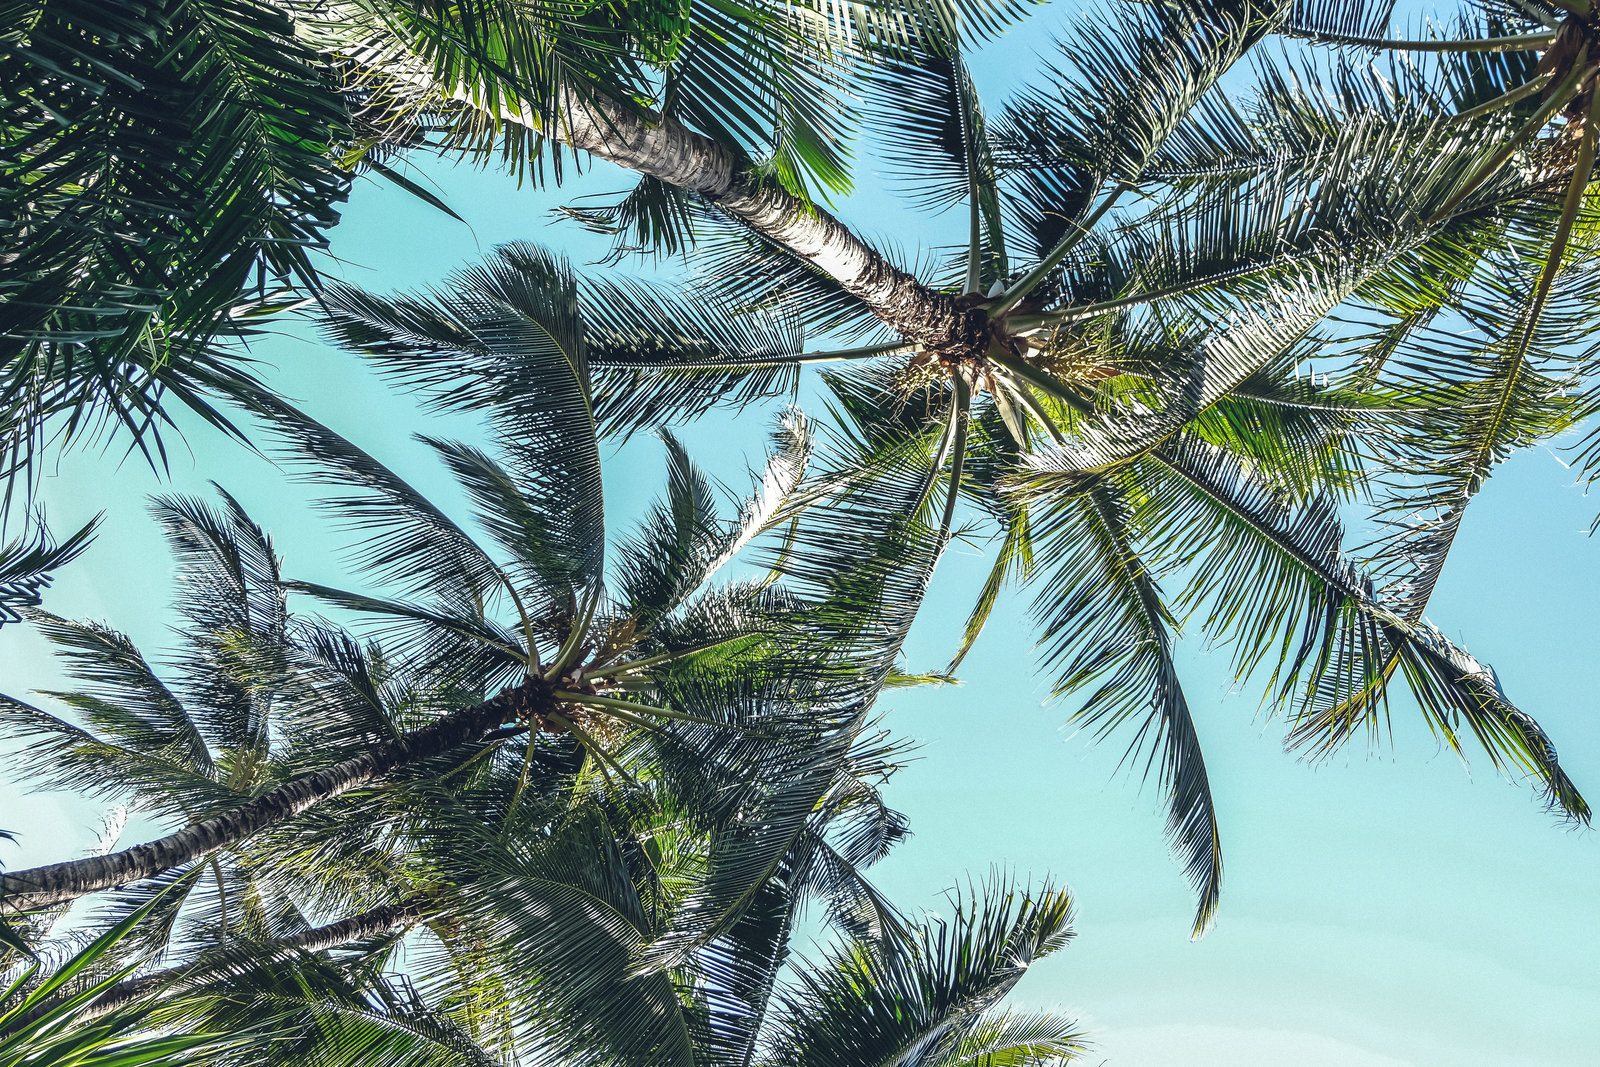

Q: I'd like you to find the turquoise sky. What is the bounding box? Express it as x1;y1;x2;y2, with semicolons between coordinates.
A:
4;6;1599;1064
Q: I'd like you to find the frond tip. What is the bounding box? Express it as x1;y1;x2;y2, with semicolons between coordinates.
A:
0;517;100;625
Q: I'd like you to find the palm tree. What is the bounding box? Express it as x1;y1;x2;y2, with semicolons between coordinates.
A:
0;0;881;486
0;487;507;943
0;284;912;920
326;195;1589;939
6;609;922;1067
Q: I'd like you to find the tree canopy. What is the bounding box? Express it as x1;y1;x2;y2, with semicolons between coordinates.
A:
3;0;1598;1060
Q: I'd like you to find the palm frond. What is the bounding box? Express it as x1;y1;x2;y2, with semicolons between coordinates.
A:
321;243;606;596
579;273;811;440
1022;482;1223;936
766;874;1077;1067
0;517;98;624
0;0;348;478
22;614;214;778
255;397;509;610
1025;435;1592;821
992;0;1286;258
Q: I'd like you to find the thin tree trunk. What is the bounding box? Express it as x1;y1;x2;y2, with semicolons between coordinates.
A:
0;695;517;914
556;91;968;348
84;898;428;1021
441;83;973;351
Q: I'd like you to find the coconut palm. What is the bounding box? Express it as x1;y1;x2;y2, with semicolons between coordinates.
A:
7;611;919;1067
325;168;1589;939
0;266;919;921
0;475;933;1067
0;487;540;948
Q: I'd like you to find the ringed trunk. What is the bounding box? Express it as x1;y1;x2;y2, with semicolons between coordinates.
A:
0;696;518;914
82;898;428;1021
433;80;971;351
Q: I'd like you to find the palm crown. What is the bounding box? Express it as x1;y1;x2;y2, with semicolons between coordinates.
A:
0;458;947;1067
0;271;934;920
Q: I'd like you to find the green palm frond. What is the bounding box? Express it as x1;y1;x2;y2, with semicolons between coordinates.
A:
579;273;813;440
431;805;696;1067
1363;318;1588;617
992;0;1287;258
1024;483;1222;936
0;692;231;819
151;491;294;753
281;581;528;694
559;175;707;258
0;518;98;625
614;432;731;627
154;947;499;1067
22;614;213;779
1024;258;1376;477
321;244;605;594
1135;435;1580;819
0;895;234;1067
0;0;348;480
934;1008;1088;1067
864;36;1008;291
760;372;951;697
1281;0;1397;40
638;719;872;969
256;398;512;611
767;874;1080;1067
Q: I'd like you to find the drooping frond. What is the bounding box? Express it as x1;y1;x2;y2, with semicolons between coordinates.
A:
1022;483;1222;936
254;397;509;611
0;0;347;478
1111;436;1581;820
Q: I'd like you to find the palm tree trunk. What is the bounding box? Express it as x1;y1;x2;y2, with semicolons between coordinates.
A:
470;87;973;351
0;695;517;914
27;898;429;1027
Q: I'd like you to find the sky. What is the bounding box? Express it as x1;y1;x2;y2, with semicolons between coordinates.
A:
3;4;1599;1064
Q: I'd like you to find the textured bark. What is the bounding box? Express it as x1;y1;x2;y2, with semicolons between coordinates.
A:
481;88;976;351
356;29;969;348
0;697;516;914
44;899;429;1025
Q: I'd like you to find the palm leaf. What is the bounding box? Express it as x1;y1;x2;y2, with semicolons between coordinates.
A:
1021;482;1222;935
0;0;347;479
0;517;98;624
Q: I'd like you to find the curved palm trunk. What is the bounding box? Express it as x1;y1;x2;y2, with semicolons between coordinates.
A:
0;697;515;914
77;898;428;1022
485;88;971;351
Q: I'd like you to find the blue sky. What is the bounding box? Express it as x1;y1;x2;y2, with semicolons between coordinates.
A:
4;4;1599;1063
